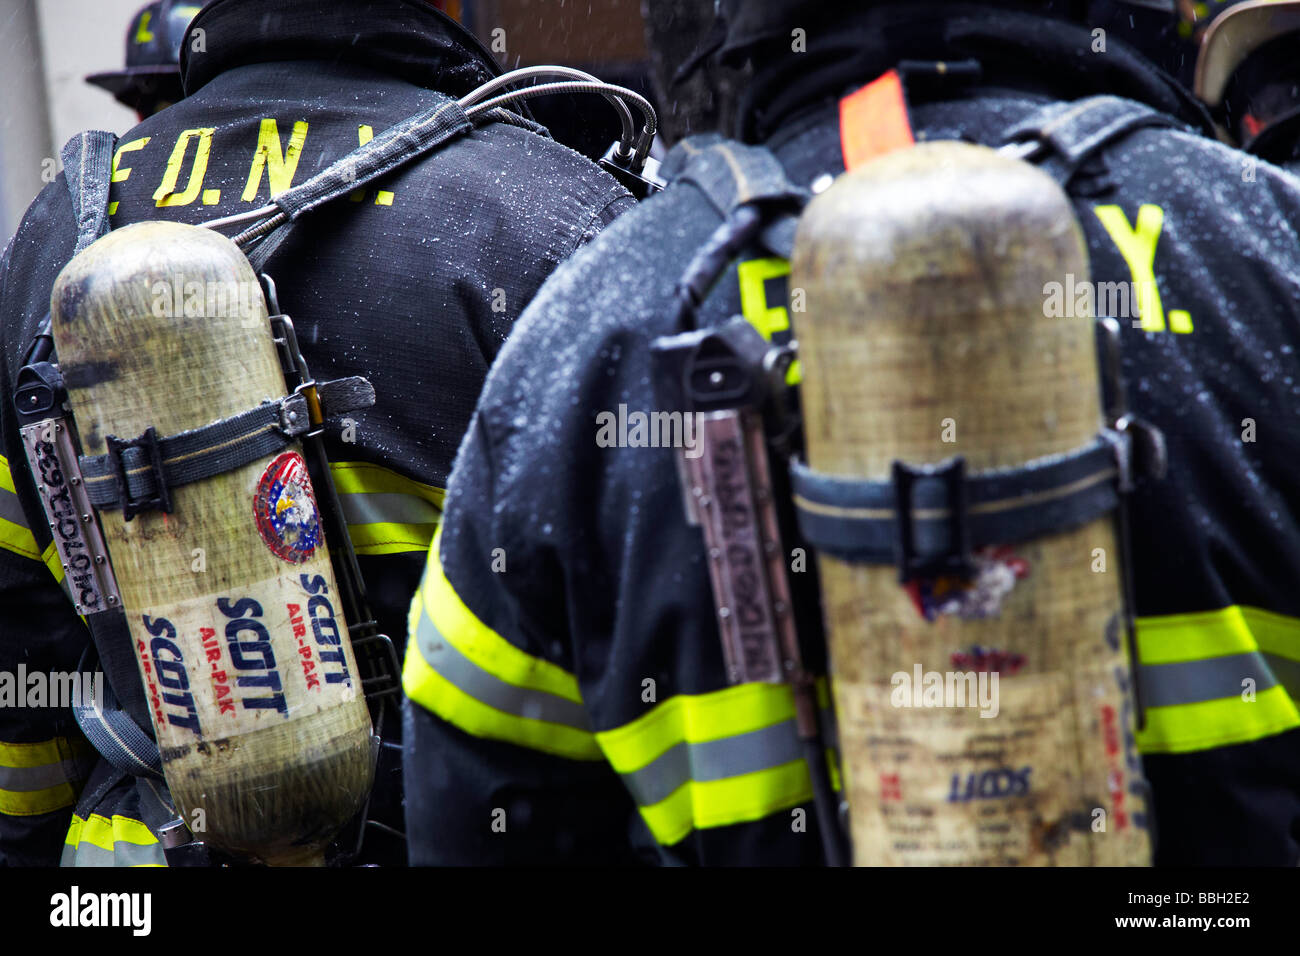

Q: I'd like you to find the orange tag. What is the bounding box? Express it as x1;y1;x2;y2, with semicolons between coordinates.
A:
839;70;915;172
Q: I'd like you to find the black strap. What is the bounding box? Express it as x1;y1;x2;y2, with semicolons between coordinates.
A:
1001;94;1183;186
60;130;118;255
665;135;809;258
790;434;1128;574
73;646;163;780
80;608;155;749
243;95;476;271
77;376;373;514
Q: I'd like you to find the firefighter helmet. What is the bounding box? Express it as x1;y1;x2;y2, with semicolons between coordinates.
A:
85;1;205;114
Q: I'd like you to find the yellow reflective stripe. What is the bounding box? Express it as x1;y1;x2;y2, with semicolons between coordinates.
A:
329;461;444;555
1133;606;1300;753
0;738;84;817
345;523;437;555
64;813;166;866
815;676;831;710
43;540;65;584
0;738;65;769
402;617;601;761
420;525;581;702
329;461;446;502
1137;685;1300;755
65;813;157;850
0;781;77;816
637;759;811;846
403;527;599;759
595;682;812;844
1137;605;1300;665
597;681;797;771
0;455;40;560
0;518;39;560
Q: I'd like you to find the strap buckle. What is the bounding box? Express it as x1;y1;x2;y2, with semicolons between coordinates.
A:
105;426;172;521
293;381;326;438
892;457;974;584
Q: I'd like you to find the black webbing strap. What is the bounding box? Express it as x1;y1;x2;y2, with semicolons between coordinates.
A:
790;433;1127;574
77;376;373;515
78;605;156;754
72;646;163;780
1000;95;1183;186
243;95;475;271
661;137;809;330
61;130;118;255
665;135;809;259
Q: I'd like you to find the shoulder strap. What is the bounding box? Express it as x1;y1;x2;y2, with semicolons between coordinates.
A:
73;647;163;781
668;135;807;216
664;135;809;259
59;130;118;255
240;94;476;271
1000;94;1184;186
658;136;808;330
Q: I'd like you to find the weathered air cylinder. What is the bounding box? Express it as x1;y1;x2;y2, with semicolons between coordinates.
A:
50;221;373;866
791;142;1151;865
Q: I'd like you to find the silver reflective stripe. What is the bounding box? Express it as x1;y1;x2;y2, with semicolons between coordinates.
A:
0;484;26;527
1138;652;1279;708
339;491;441;526
61;837;166;867
0;761;68;793
1263;653;1300;699
417;608;591;731
621;718;805;807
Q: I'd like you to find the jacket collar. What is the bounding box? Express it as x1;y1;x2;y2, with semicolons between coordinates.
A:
739;3;1213;141
181;0;503;97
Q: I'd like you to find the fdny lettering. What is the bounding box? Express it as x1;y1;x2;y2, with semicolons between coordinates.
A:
110;120;404;216
108;137;149;215
135;8;155;43
737;257;799;383
30;440;99;610
300;574;352;686
1093;204;1193;334
141;615;202;735
154;128;219;208
215;596;289;715
286;603;321;691
242;118;309;201
200;626;235;715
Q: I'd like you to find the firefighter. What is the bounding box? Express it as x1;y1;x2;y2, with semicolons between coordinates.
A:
1191;0;1300;167
403;0;1300;865
0;0;633;866
85;1;206;121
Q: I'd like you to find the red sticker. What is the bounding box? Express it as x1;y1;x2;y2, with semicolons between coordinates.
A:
253;452;321;563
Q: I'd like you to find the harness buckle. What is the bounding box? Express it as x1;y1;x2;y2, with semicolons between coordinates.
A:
105;426;172;521
892;457;974;584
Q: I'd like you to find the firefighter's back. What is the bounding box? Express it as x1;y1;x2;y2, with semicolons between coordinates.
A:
403;0;1300;866
0;0;631;867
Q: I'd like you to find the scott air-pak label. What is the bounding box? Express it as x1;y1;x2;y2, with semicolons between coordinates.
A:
137;571;359;752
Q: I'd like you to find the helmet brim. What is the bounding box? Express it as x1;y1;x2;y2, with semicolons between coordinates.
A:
1195;0;1300;106
85;65;183;110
